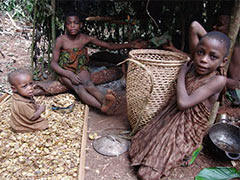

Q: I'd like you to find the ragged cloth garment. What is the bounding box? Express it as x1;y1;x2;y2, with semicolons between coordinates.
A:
9;93;48;133
129;68;217;180
59;48;89;73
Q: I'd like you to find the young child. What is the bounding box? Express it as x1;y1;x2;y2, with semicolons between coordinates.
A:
51;12;145;113
8;69;48;133
129;31;230;180
189;14;240;105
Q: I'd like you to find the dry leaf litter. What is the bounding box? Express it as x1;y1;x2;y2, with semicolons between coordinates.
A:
0;13;32;96
0;93;86;179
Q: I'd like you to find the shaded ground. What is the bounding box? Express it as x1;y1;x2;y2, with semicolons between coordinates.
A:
85;94;138;180
85;93;239;180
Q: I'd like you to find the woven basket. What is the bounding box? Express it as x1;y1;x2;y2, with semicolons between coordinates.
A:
124;49;190;133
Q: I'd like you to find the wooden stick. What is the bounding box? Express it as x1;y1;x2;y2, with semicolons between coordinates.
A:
51;0;56;45
224;0;240;73
85;16;113;21
210;1;240;122
78;105;89;180
208;101;219;125
30;0;37;71
85;16;135;25
146;0;159;29
0;49;5;58
6;12;21;30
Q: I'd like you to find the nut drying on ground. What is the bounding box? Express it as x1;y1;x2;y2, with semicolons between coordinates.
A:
0;93;86;179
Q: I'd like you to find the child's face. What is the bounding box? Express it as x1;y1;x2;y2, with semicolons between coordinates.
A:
12;73;34;98
65;16;82;36
193;37;227;75
213;15;230;35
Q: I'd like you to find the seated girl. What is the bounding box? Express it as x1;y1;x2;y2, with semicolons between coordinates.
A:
129;31;230;180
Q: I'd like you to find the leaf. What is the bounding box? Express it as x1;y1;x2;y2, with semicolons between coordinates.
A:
189;145;202;165
195;167;240;180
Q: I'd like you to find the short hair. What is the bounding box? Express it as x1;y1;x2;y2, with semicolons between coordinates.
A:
64;11;85;22
8;69;31;86
200;31;231;57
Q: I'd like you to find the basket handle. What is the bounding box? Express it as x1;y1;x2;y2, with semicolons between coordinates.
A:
118;59;154;94
118;58;154;135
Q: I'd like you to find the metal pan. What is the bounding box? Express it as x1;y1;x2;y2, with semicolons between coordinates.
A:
208;122;240;154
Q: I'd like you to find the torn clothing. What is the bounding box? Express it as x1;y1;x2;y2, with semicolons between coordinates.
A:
9;93;48;133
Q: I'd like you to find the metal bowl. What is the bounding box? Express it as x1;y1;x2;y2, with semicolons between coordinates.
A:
93;135;130;156
208;122;240;154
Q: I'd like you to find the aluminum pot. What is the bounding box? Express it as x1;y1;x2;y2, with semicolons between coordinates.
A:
208;122;240;154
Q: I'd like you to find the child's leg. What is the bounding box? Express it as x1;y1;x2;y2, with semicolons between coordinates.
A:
59;76;102;109
77;70;116;113
85;82;116;113
78;70;105;103
101;89;116;113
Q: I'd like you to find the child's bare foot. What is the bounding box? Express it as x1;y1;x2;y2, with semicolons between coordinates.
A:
101;90;116;113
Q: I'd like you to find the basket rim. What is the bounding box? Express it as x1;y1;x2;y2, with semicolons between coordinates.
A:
128;49;190;63
129;59;187;65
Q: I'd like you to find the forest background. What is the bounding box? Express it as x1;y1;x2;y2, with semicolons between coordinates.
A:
0;0;238;79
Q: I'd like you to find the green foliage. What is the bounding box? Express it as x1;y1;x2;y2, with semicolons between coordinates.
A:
1;0;234;79
189;145;203;165
195;167;240;180
0;0;34;21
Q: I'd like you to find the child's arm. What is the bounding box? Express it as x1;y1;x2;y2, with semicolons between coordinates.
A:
226;78;240;89
228;45;240;81
162;40;190;57
86;35;146;50
30;104;46;121
177;62;226;110
51;37;82;85
189;21;207;54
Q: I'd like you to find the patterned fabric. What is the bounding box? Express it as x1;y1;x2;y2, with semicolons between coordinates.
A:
59;48;89;73
129;68;217;179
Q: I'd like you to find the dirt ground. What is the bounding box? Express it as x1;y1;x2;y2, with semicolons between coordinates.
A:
1;13;240;180
85;95;238;180
85;99;138;180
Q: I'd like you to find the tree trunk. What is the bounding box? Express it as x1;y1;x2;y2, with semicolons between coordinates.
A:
224;0;240;72
210;0;240;124
51;0;56;46
30;0;37;71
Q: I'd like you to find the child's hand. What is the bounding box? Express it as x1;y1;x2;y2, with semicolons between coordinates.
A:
180;61;193;75
31;104;46;121
68;72;82;85
131;40;148;49
162;40;177;52
39;105;46;113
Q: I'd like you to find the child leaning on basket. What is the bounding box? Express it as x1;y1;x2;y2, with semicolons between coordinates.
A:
8;69;48;133
129;31;230;180
51;11;146;113
188;14;240;106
